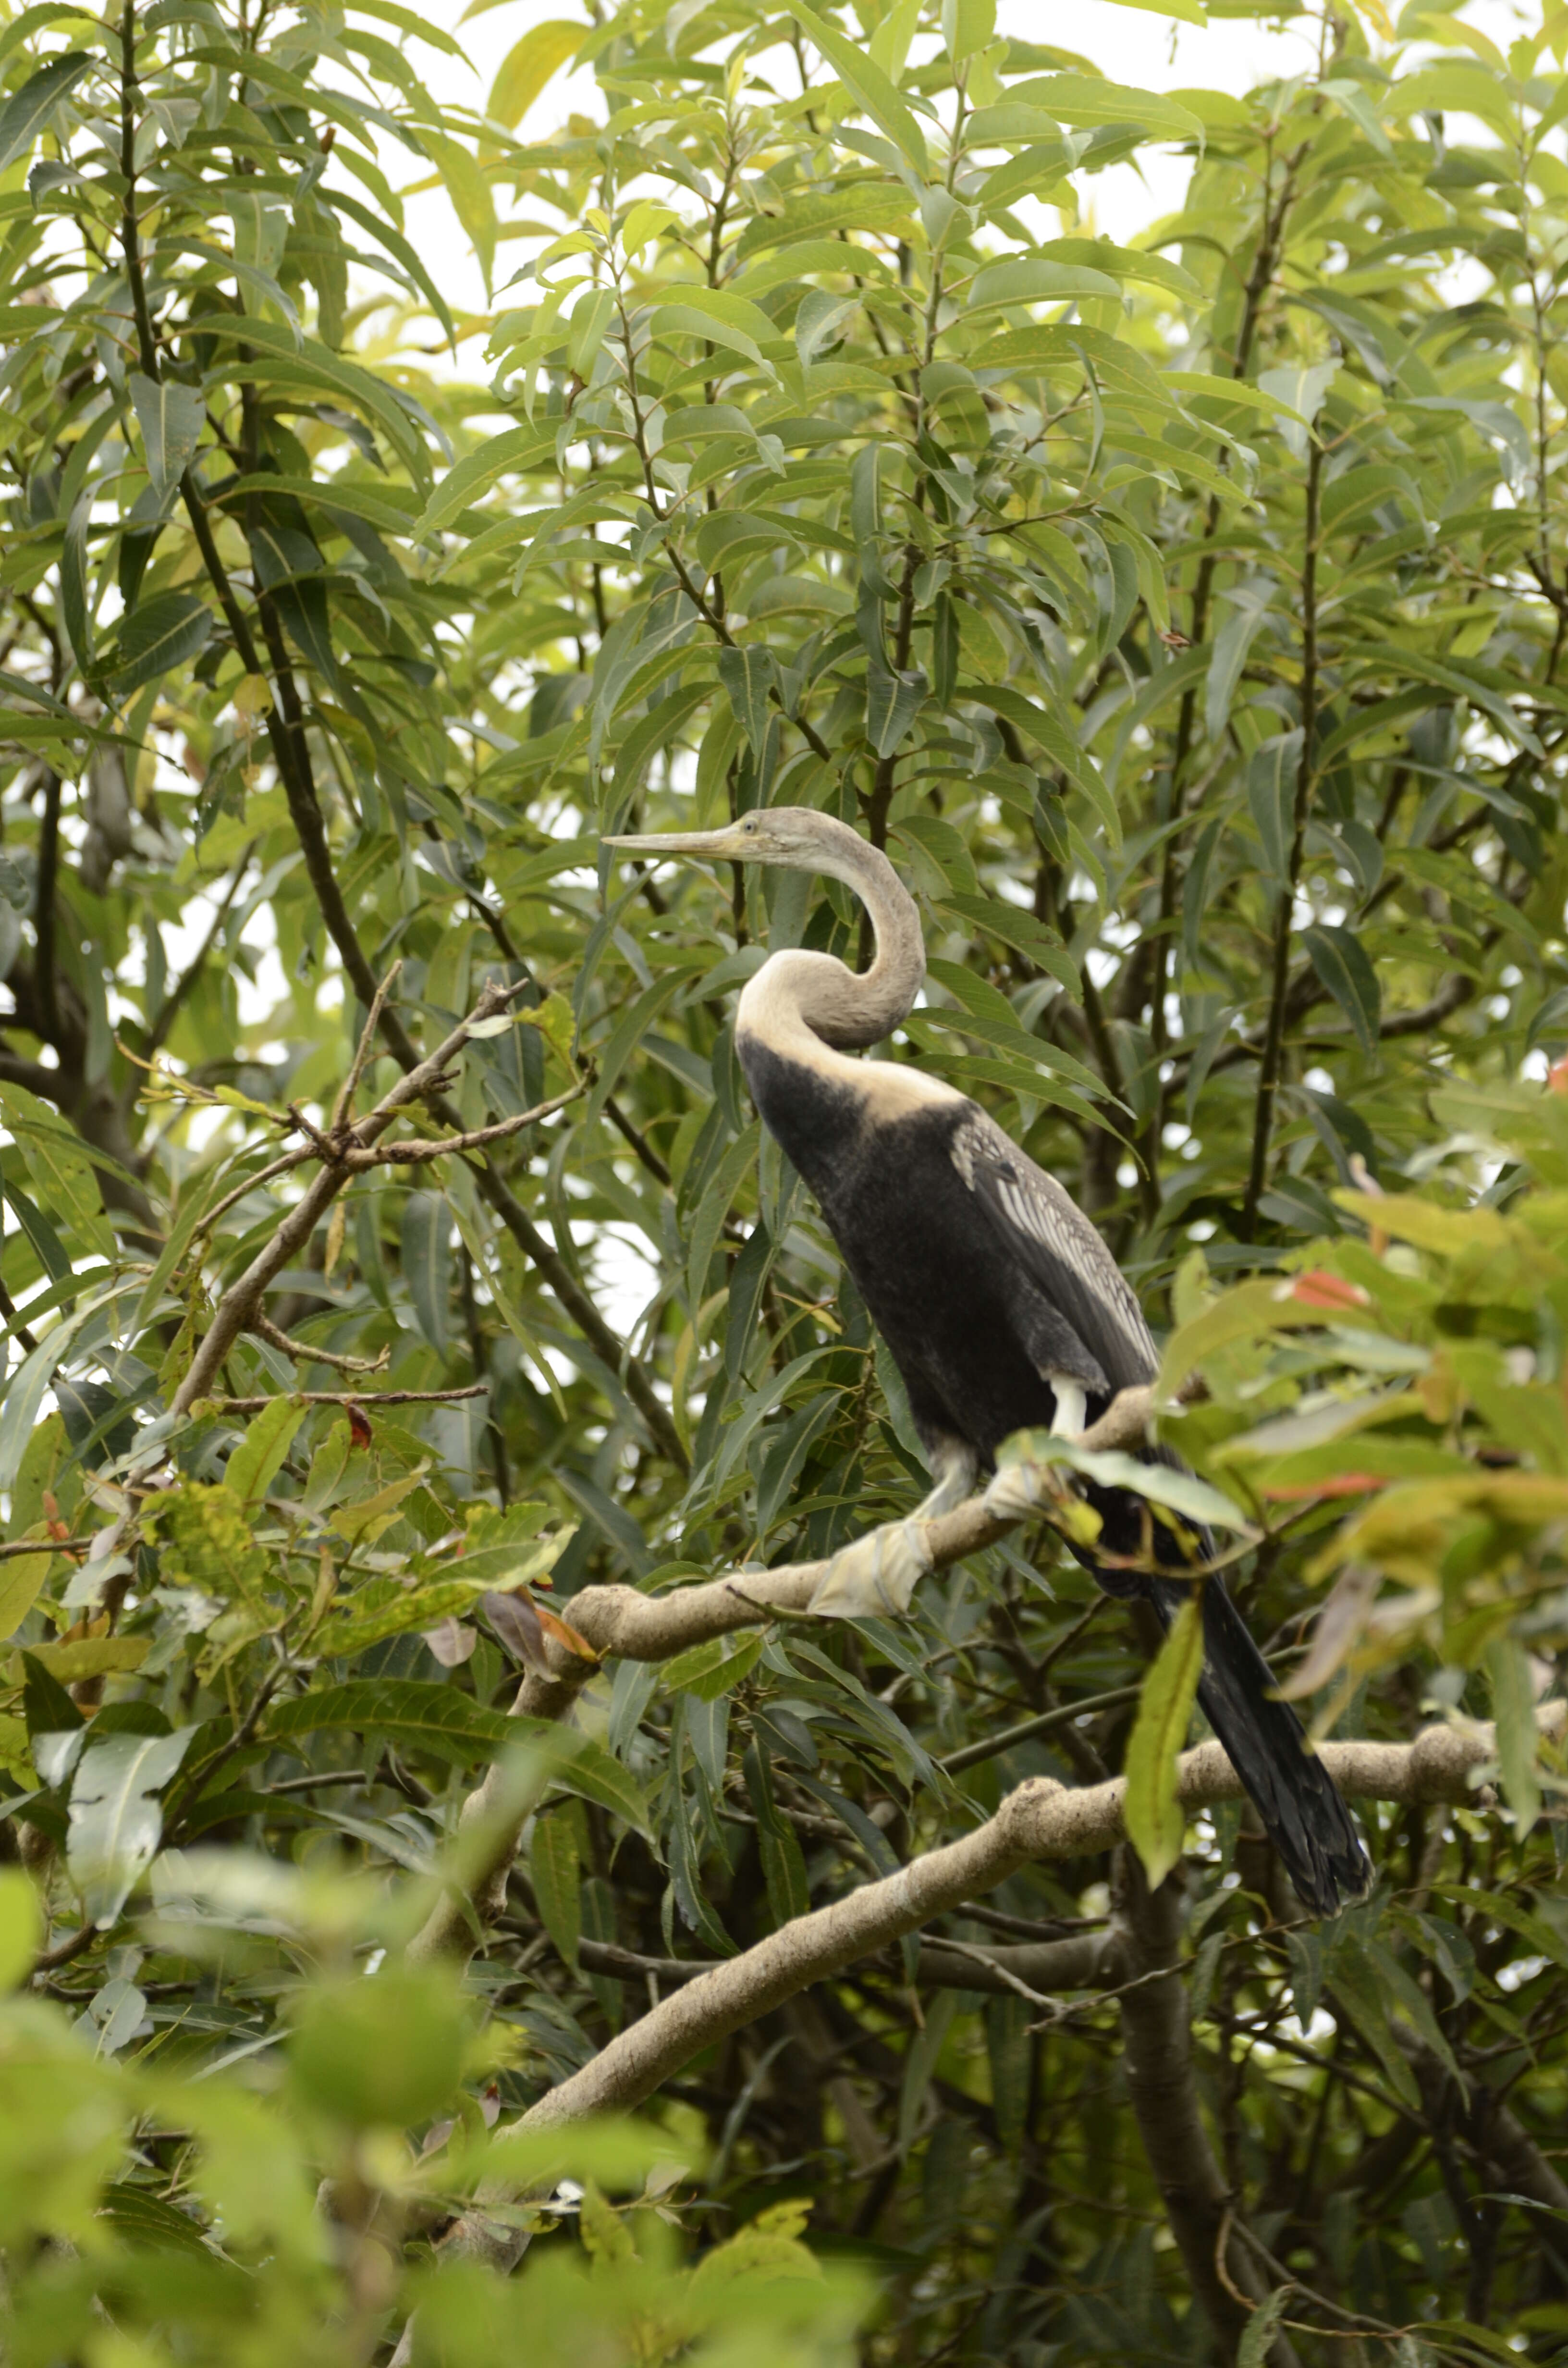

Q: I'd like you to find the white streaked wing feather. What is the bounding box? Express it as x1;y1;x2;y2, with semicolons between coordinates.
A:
950;1107;1157;1386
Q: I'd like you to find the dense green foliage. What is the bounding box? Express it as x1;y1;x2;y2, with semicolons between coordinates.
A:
1;0;1568;2356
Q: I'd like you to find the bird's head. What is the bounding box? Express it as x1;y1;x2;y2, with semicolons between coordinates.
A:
603;806;864;876
603;805;924;1047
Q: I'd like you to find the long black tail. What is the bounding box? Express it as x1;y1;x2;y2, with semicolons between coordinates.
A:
1150;1570;1373;1918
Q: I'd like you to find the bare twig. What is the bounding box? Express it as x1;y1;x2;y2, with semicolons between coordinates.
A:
208;1386;488;1412
170;980;527;1414
30;1922;101;1979
940;1682;1144;1775
249;1314;389;1376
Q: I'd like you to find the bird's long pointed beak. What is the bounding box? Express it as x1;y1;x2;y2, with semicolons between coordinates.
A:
603;825;750;860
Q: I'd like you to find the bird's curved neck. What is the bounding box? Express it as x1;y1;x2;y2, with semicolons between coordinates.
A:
737;837;925;1055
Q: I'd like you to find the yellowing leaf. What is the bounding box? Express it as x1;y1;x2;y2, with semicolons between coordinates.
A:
6;1637;149;1686
0;1548;52;1640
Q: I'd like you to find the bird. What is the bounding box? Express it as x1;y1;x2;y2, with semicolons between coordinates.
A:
603;806;1373;1917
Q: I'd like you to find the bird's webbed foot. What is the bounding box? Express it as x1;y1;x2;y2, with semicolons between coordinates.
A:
809;1441;979;1619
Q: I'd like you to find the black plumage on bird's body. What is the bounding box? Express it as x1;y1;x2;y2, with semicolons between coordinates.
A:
738;1033;1107;1459
602;808;1374;1918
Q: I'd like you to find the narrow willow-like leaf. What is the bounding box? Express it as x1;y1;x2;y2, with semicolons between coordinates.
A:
1122;1592;1203;1889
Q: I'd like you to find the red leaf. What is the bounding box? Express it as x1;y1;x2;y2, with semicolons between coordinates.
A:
534;1600;599;1662
1290;1270;1370;1312
345;1401;374;1449
1262;1474;1382;1501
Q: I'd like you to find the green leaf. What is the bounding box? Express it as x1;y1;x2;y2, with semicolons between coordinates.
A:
1301;925;1382;1059
0;1080;118;1256
649;287;775;369
417;127;495;298
530;1806;581;1972
1246;732;1299;887
22;1647;83;1740
0;48;91;173
1486;1635;1541;1836
1035;236;1201;300
67;1727;195;1927
784;0;930;173
488;16;583;126
1205;585;1273;740
0;1867;40;1990
265;1680;514;1766
866;665;926;757
129;372;204;497
11;1636;148;1690
0;1550;51;1641
223;1396;306;1503
0;1285;129;1496
199;317;434;487
1238;2289;1291;2368
967;257;1123;310
942;0;995;60
401;1191;452;1356
108;591;212;696
1122;1592;1203;1889
411;424;556;541
540;1728;651;1835
1257;360;1336;460
661;1633;763;1700
1042;1440;1255;1534
744;1741;810;1926
60;497;92;676
1008;73;1203;141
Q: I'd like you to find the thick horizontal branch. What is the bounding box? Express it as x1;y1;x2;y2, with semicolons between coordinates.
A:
436;1709;1563;2274
408;1385;1169;1968
514;1710;1560;2137
537;1383;1165;1664
553;1926;1120;2001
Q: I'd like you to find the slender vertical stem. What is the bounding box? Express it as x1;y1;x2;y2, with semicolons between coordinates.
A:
1242;434;1323;1240
33;769;61;1044
1139;139;1307;1186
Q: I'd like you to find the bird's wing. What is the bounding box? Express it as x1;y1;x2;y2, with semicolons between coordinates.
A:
949;1104;1158;1395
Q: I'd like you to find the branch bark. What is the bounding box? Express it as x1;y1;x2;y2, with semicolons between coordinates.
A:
170;981;536;1413
408;1383;1174;1967
1114;1847;1295;2365
437;1706;1562;2276
514;1718;1541;2132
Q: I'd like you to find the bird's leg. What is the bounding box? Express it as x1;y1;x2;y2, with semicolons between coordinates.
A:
1046;1373;1088;1439
982;1373;1096;1528
809;1438;980;1619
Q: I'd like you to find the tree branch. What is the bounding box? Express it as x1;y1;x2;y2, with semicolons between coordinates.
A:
407;1383;1176;1970
171;981;528;1413
434;1706;1564;2273
1114;1848;1294;2365
209;1386;488;1412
